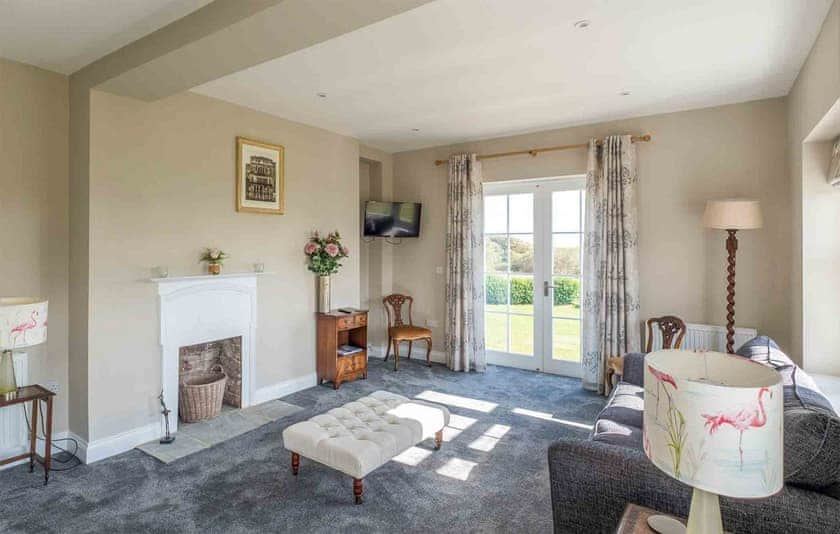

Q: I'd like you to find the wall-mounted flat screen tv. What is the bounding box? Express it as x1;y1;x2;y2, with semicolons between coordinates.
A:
363;201;422;237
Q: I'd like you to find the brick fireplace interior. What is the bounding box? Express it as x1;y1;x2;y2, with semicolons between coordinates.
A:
179;336;242;410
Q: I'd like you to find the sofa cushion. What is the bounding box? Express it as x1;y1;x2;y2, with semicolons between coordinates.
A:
591;418;643;449
736;336;840;492
737;336;835;414
596;382;644;429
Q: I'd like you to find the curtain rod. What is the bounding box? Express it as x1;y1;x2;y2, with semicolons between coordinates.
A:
433;134;651;166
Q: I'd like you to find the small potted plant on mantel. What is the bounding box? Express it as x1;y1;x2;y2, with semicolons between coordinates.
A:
200;248;228;275
304;231;349;313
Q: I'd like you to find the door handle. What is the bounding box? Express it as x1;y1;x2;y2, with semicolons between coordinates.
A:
543;280;557;297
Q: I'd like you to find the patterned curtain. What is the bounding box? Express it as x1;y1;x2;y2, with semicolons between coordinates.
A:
445;154;486;372
581;135;641;393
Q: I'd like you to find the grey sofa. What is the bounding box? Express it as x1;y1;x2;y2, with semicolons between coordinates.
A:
548;337;840;533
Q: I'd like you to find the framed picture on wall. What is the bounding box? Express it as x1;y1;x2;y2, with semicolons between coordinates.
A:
236;136;285;214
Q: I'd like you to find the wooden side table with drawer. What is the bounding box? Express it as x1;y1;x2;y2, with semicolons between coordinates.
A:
317;310;368;390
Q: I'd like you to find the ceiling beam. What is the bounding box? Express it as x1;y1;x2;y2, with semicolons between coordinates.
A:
73;0;434;101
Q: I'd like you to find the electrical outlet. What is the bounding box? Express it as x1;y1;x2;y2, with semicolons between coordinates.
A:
43;380;60;394
426;319;440;328
435;266;443;275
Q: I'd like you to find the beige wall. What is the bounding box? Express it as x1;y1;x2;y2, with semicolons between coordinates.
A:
801;141;840;374
0;58;70;434
87;90;360;440
788;0;840;373
359;146;395;350
64;0;427;445
392;98;791;358
360;160;371;311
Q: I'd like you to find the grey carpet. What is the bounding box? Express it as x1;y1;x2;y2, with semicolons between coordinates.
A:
0;360;605;533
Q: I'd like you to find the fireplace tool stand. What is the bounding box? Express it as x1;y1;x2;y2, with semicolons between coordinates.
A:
159;391;175;444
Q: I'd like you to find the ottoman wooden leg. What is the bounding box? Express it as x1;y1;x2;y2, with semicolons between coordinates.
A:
353;478;363;505
291;452;300;476
434;430;443;450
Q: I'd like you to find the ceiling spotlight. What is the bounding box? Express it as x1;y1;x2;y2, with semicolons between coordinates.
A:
619;91;632;96
411;128;420;132
316;92;327;98
573;20;590;29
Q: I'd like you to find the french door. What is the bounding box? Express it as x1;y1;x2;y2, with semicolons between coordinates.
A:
483;177;585;377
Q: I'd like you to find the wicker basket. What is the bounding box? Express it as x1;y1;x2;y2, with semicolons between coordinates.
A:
179;364;228;423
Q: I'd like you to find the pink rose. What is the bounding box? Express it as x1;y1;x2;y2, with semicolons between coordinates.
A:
304;242;319;255
325;243;339;257
340;246;349;256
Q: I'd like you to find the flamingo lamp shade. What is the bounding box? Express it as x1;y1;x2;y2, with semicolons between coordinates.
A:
0;298;48;394
643;350;783;534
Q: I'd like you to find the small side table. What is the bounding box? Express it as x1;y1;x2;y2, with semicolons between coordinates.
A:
0;385;55;485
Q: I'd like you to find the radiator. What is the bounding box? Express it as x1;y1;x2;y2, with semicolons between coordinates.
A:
647;323;757;353
0;353;29;457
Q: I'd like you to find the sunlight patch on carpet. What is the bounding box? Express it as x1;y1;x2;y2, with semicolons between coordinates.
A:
436;457;477;481
415;391;497;413
512;408;593;430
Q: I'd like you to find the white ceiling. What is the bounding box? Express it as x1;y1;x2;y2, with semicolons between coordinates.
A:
194;0;832;153
0;0;213;74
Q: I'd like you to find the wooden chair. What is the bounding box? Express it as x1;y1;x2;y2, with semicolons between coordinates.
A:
645;315;687;352
383;294;432;370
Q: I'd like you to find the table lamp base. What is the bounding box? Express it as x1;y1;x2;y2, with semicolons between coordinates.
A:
648;515;685;534
0;350;17;395
647;489;723;534
687;488;723;534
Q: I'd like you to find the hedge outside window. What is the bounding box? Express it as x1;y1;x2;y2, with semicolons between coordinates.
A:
485;274;579;306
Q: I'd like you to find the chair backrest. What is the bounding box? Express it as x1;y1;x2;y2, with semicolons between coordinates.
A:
645;315;686;352
383;294;414;328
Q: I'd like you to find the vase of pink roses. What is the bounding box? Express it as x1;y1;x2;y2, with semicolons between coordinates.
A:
304;230;349;313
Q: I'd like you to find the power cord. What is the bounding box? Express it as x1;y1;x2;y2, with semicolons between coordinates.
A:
19;400;83;474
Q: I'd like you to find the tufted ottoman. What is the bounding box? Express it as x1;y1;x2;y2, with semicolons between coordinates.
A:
282;390;450;504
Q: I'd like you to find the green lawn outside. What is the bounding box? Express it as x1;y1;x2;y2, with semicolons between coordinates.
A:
486;303;579;318
485;305;581;362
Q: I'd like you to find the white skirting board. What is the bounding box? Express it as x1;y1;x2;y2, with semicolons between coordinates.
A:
253;372;317;405
69;372;317;465
69;423;161;464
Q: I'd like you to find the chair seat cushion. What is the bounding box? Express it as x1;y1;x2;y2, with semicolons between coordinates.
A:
282;390;449;479
389;325;432;339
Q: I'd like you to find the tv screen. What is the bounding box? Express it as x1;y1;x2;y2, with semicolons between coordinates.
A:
363;201;422;237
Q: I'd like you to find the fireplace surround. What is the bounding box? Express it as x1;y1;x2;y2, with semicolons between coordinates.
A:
153;272;261;433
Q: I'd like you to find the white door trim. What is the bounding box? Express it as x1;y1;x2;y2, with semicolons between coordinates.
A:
483;176;585;377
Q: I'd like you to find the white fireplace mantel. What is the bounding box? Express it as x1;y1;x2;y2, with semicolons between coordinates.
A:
153;272;267;433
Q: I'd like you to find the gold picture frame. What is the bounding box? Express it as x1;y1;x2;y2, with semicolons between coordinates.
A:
236;136;285;215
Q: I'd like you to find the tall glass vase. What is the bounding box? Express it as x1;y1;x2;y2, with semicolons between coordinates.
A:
318;275;331;313
0;351;17;395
